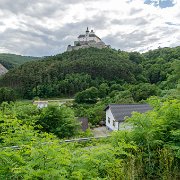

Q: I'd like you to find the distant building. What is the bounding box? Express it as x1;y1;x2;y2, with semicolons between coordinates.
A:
104;104;152;131
67;27;110;51
33;101;48;108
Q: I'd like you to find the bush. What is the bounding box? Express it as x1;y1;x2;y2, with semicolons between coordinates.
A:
37;105;80;138
75;87;99;104
130;83;160;102
0;87;16;103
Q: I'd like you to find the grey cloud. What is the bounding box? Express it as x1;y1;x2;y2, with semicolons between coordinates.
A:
0;12;109;56
0;27;65;56
103;29;164;51
111;17;149;26
0;22;5;26
165;22;180;26
0;0;179;56
103;31;145;50
0;0;66;17
0;0;33;14
61;0;104;4
129;8;143;15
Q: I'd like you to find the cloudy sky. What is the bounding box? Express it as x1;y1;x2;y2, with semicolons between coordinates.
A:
0;0;179;56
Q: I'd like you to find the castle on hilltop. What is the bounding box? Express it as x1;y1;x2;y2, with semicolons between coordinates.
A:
67;27;110;51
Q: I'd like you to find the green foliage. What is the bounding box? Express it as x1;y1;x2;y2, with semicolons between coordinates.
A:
160;60;180;90
0;48;141;98
1;46;179;99
0;46;179;179
109;90;135;104
111;98;180;179
85;103;105;125
109;83;124;92
0;98;179;179
99;83;109;98
73;102;105;125
130;83;160;101
0;87;16;103
75;87;99;104
37;105;80;138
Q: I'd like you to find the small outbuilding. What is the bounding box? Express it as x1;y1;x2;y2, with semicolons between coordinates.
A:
104;104;152;131
33;101;48;109
78;117;89;131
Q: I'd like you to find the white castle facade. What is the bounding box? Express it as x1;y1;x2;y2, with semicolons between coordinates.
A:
67;27;110;51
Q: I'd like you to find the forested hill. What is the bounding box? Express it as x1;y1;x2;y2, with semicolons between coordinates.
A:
0;53;41;69
0;46;179;99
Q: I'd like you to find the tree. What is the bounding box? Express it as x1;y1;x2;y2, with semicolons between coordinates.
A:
0;87;16;103
130;83;160;102
99;83;109;98
109;90;134;104
37;106;80;138
109;84;124;92
75;87;99;103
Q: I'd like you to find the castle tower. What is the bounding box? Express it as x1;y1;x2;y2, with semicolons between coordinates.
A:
85;27;89;41
90;29;95;35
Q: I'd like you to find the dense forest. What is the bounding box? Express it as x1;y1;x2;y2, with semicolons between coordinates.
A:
0;53;40;69
0;46;179;100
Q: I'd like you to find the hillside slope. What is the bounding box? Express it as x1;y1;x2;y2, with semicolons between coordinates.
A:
0;46;179;99
0;53;41;69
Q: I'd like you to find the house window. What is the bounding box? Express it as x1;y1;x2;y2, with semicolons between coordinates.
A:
113;120;115;127
108;117;110;124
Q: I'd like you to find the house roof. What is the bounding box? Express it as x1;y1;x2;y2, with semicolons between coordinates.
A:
105;104;152;122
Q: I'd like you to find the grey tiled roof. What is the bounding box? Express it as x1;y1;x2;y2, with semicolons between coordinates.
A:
89;34;101;39
78;35;85;38
105;104;152;122
78;34;101;40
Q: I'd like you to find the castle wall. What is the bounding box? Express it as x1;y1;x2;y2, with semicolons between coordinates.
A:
67;42;108;52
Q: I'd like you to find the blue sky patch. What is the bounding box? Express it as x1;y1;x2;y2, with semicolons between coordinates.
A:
144;0;176;8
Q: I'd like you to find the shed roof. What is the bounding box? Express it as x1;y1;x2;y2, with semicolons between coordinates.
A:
105;104;152;122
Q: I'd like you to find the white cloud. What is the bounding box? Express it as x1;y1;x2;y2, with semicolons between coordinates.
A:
0;0;179;56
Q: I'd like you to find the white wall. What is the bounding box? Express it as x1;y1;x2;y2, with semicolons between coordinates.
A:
37;103;48;109
78;36;101;43
78;37;85;41
106;108;119;131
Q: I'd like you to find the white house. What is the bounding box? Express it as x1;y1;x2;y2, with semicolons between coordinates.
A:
105;104;152;131
33;101;48;108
